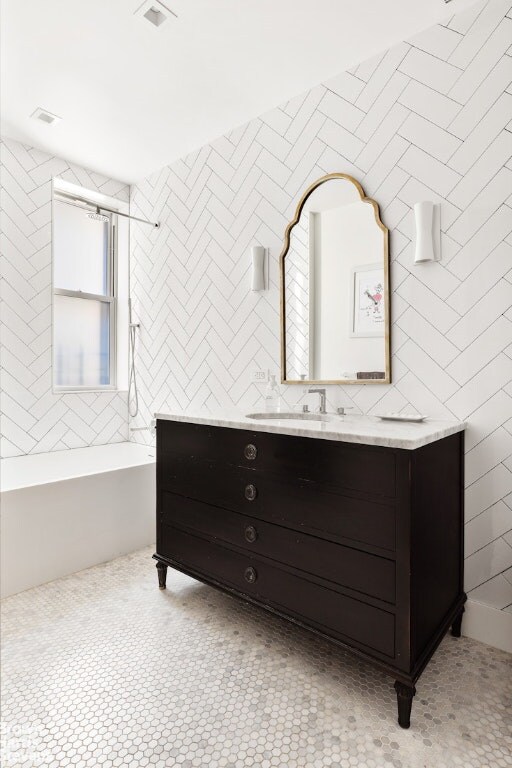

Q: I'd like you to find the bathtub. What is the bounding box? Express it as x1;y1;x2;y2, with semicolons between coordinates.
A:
0;442;155;598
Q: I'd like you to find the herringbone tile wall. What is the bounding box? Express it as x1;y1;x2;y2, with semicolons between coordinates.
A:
0;138;130;458
285;216;310;380
130;0;512;615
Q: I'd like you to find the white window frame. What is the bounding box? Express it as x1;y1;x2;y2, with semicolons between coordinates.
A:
52;190;118;392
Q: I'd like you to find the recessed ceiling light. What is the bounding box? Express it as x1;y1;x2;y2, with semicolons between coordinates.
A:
134;0;177;27
30;107;62;126
144;7;166;26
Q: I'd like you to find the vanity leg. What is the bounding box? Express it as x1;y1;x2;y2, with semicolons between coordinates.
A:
394;681;416;729
451;606;464;638
156;561;167;590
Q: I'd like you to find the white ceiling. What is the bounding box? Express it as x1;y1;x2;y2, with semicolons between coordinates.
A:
1;0;476;183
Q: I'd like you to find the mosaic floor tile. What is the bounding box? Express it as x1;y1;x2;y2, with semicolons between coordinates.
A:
1;547;511;767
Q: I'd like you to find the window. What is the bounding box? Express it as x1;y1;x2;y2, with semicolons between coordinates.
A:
52;191;117;390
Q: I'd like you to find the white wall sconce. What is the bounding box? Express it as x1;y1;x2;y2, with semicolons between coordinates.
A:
251;245;266;291
414;201;441;264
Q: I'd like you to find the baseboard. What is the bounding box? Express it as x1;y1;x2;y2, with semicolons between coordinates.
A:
463;599;512;653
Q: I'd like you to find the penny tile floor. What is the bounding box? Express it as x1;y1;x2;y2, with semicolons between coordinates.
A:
1;547;511;768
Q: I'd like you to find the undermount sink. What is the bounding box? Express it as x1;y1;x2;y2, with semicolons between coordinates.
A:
246;411;335;423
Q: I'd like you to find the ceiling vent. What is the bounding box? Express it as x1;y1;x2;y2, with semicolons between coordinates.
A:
134;1;176;27
30;108;62;126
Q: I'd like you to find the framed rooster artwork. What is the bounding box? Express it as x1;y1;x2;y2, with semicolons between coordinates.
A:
350;263;385;338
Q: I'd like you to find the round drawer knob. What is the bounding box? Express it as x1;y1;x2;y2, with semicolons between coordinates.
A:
244;525;258;543
244;484;257;501
244;443;258;461
244;566;257;584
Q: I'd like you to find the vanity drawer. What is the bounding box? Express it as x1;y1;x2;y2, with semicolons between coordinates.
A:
159;526;395;658
160;492;395;603
158;419;396;498
158;455;396;553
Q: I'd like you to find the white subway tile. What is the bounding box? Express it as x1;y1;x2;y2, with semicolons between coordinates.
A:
317;90;365;133
381;198;409;230
399;79;462;128
260;107;292;136
284;139;325;198
395;339;459;400
285;87;326;145
354;50;386;82
373;166;409;209
449;54;512;140
448;1;486;35
286;112;327;170
318;118;364;163
468;571;512;607
410;24;462;60
465;501;512;556
398;47;462;93
398;145;461;197
257;123;293;162
465;536;512;591
255;148;291;187
447;316;512;385
450;0;512;69
394;371;455;418
446;354;512;418
448;280;512;350
446;206;512;280
396;243;461;300
397;177;462;229
355;104;409;173
324;70;365;103
448;93;512;175
398;112;462;163
465;427;512;485
356;43;409;112
396;306;460;367
357;71;409;141
464;390;512;451
450;19;512;104
317;146;363;180
466;464;512;521
447;168;512;245
363;135;410;192
440;231;463;263
396;273;460;333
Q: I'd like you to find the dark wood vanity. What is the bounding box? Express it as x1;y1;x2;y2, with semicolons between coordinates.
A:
154;417;466;728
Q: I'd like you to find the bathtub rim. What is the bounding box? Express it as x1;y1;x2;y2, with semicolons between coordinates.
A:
0;441;155;493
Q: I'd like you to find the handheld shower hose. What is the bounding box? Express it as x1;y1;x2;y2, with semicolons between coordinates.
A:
128;299;139;418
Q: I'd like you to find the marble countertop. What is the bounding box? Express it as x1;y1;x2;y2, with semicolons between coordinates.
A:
154;409;465;450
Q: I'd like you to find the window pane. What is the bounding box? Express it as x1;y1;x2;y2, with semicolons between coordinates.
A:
53;199;109;295
54;296;111;387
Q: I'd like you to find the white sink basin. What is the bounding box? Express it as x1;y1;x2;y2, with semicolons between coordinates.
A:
246;411;335;423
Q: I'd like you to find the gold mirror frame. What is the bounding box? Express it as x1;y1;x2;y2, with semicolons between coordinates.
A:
280;173;391;385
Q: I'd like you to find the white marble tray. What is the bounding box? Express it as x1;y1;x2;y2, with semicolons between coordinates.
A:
377;413;428;423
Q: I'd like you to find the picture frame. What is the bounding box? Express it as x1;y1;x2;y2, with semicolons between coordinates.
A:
349;262;385;338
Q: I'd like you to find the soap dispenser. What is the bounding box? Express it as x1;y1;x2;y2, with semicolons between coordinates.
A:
264;374;281;413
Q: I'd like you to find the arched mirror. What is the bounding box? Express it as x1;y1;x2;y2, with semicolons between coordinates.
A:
280;173;390;385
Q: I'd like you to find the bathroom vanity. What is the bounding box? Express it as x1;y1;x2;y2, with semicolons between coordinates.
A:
154;412;466;728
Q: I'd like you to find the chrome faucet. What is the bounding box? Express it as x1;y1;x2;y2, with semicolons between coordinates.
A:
308;388;327;414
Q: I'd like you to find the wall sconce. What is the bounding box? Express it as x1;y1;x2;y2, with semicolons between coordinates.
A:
414;202;441;264
251;245;266;291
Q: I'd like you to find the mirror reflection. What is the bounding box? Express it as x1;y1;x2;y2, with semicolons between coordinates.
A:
281;174;390;384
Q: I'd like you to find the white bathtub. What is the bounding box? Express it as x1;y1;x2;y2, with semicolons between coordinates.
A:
0;442;155;598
